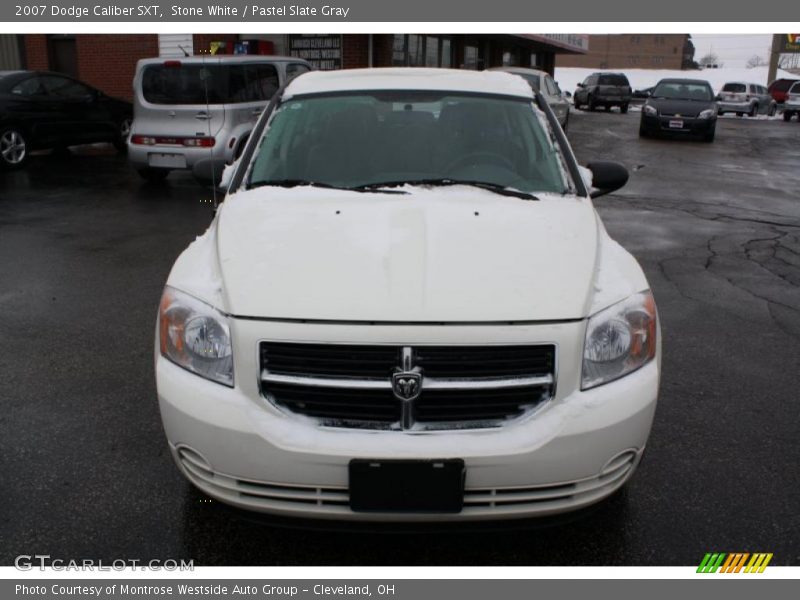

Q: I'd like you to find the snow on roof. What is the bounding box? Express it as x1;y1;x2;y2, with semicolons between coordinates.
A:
284;67;535;99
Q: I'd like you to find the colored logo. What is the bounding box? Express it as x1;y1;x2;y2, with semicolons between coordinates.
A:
697;553;773;573
787;34;800;43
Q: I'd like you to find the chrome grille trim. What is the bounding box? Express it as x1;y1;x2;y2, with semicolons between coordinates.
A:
261;370;553;391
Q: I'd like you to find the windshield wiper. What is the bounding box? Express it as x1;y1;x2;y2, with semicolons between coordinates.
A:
352;178;539;200
248;179;406;194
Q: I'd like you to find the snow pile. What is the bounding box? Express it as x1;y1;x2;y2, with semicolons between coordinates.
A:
554;66;798;95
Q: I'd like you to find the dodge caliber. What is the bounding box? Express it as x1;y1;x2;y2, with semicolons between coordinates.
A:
156;68;661;521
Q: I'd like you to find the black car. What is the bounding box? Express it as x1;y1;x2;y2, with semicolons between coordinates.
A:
639;78;718;143
573;72;632;113
0;70;132;169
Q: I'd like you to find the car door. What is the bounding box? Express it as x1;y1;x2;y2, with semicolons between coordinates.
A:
40;74;110;144
543;75;569;124
6;75;66;146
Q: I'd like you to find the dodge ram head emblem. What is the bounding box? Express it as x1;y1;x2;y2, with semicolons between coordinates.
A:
392;371;422;401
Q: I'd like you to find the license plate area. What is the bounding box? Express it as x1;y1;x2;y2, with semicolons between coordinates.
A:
669;119;684;129
349;459;465;513
148;153;187;169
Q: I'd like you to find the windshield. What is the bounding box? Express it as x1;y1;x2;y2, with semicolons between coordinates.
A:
652;82;713;101
247;92;569;195
722;83;746;93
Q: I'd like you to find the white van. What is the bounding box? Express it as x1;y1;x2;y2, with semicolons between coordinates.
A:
128;55;311;181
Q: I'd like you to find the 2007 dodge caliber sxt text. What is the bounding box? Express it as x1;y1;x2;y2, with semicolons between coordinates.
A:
156;68;661;521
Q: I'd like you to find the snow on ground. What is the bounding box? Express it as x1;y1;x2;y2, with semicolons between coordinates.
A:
554;66;798;95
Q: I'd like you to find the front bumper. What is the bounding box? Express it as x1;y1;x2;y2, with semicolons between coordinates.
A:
641;113;715;135
157;320;660;521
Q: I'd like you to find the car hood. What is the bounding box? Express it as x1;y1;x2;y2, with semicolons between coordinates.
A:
647;98;713;117
206;186;601;322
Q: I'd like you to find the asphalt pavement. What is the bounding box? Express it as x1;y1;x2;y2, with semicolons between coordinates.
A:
1;110;799;566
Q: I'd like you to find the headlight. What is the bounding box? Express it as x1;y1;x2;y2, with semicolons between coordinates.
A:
697;108;715;119
643;104;658;116
582;291;657;390
158;286;234;387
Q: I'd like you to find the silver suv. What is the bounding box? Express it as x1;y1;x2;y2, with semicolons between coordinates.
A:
128;55;311;181
717;82;777;117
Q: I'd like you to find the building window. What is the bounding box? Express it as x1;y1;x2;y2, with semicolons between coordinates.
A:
393;35;452;68
464;45;479;69
502;48;520;67
530;52;539;68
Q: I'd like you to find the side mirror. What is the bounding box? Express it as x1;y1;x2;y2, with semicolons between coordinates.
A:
577;82;585;88
564;91;572;99
192;157;230;193
586;161;629;198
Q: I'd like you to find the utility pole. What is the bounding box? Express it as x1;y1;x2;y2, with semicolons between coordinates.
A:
767;33;781;85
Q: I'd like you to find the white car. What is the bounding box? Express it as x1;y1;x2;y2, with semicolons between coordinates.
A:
156;68;661;521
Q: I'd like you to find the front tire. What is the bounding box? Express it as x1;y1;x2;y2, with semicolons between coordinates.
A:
703;127;716;143
620;103;629;114
784;111;792;122
768;104;777;116
0;127;28;169
749;103;759;117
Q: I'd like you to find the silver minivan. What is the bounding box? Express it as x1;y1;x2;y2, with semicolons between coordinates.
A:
717;82;777;117
128;55;311;181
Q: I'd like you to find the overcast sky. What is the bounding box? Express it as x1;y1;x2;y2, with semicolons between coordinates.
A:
690;34;773;68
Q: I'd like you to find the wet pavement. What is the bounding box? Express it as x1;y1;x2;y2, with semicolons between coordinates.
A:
1;111;799;566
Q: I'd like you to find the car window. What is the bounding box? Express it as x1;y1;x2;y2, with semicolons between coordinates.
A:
653;82;713;101
142;63;279;104
10;76;45;97
789;82;800;94
286;63;310;81
248;92;569;195
41;75;93;100
722;83;746;93
544;76;559;96
598;74;629;86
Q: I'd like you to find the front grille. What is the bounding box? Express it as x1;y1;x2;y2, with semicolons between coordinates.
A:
260;343;555;430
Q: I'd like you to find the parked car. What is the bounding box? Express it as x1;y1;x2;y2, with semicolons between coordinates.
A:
783;81;800;121
156;68;660;521
632;86;654;100
573;72;632;113
490;67;571;130
716;82;776;117
0;70;132;169
127;55;312;181
767;77;799;104
640;78;718;142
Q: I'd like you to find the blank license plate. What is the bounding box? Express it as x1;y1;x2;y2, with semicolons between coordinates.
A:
148;153;186;168
349;459;465;513
669;119;684;129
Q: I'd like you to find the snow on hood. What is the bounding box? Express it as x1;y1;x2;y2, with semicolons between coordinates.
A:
204;185;600;322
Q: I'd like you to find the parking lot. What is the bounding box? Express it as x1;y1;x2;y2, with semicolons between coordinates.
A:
1;108;799;566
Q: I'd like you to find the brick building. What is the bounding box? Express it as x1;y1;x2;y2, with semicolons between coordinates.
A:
3;33;587;101
557;34;695;70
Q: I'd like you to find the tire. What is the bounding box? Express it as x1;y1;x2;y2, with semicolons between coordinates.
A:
137;168;170;182
784;111;792;122
703;127;716;143
0;127;28;169
604;105;611;112
769;104;777;117
620;103;629;114
588;96;596;111
736;112;743;117
561;111;569;133
749;103;758;117
718;110;725;117
113;118;132;153
638;122;650;138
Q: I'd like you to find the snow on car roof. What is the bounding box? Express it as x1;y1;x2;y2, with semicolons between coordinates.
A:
284;68;535;99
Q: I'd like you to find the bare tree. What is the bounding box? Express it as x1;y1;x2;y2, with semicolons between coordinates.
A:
698;52;722;68
746;54;767;69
